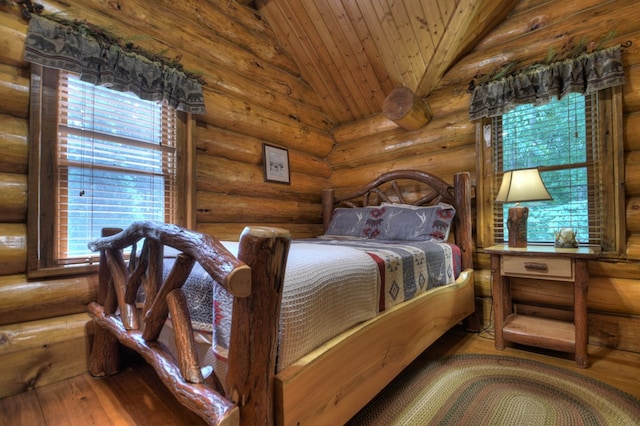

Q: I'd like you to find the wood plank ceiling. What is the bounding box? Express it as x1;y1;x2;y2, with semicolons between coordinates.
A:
254;0;519;126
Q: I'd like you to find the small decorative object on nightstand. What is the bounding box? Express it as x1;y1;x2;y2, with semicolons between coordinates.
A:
555;227;579;248
485;245;597;368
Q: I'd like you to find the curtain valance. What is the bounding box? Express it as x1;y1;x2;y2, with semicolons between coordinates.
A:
469;45;625;120
23;15;206;114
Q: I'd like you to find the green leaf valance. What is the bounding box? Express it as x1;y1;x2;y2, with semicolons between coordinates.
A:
23;15;206;114
469;45;625;120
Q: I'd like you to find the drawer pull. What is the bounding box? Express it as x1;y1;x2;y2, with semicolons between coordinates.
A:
524;262;548;272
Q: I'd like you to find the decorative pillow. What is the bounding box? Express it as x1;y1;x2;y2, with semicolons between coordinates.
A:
324;207;375;238
325;203;456;241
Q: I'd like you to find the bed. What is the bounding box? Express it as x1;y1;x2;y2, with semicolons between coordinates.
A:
86;170;475;426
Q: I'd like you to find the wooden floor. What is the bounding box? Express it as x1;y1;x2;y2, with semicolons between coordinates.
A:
2;326;640;425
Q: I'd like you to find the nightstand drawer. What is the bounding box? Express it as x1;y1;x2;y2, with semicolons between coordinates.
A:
501;255;573;280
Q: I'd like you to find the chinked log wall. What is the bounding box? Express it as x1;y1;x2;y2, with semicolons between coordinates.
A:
326;0;640;353
0;0;332;398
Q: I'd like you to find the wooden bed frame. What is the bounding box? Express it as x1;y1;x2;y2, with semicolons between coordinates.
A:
86;170;474;426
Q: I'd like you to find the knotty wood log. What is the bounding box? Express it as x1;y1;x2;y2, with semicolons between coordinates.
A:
473;0;605;52
196;155;327;203
89;228;120;378
143;254;195;341
626;234;640;259
511;275;640;316
34;0;300;91
197;192;322;224
42;0;300;76
623;64;640;113
226;226;291;426
588;312;640;353
0;64;29;118
382;86;432;130
329;146;476;191
0;273;97;326
0;313;92;399
200;88;334;157
440;0;640;92
625;151;640;196
625;112;640;152
627;197;640;232
0;114;28;174
32;0;327;122
327;112;474;168
0;7;328;136
474;269;492;297
196;124;332;179
0;12;28;69
332;113;397;143
0;223;26;275
588;257;640;279
454;172;474;271
0;172;26;222
166;289;203;384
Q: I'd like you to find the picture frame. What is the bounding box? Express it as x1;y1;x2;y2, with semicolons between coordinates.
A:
263;144;290;184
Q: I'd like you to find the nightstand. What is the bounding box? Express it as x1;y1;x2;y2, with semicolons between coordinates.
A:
485;245;597;368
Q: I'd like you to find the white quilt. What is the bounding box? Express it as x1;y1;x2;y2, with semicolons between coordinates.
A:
212;241;379;372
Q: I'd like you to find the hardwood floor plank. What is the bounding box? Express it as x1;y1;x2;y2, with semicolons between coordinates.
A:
36;374;133;426
99;364;207;425
0;389;46;426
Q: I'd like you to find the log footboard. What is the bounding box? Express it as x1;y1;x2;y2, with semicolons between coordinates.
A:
87;222;291;426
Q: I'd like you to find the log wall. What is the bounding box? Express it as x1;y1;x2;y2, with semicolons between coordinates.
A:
1;0;639;399
0;0;331;398
327;0;640;354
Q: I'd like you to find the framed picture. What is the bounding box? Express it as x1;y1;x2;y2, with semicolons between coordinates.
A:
263;144;290;184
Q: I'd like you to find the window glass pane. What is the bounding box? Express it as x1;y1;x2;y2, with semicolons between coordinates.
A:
64;77;164;144
499;93;590;244
58;73;176;261
502;93;586;169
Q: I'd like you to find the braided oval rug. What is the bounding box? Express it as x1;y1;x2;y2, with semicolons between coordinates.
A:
347;354;640;425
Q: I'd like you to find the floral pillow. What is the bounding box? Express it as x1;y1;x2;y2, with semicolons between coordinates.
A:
324;203;456;241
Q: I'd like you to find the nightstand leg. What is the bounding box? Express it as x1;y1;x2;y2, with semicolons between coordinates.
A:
574;259;589;368
491;254;509;351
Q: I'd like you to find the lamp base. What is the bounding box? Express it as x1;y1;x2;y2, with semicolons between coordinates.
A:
506;206;529;248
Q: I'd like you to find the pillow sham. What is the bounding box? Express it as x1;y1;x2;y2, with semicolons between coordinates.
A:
324;202;456;241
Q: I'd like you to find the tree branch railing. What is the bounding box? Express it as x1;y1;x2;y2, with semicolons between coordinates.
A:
86;221;291;426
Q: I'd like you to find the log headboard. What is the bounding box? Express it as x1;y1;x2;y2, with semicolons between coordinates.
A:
321;170;473;271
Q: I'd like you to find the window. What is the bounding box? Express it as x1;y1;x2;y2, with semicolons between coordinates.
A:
29;67;193;276
477;87;625;255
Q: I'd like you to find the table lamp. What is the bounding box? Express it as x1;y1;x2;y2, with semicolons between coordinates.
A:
495;167;553;247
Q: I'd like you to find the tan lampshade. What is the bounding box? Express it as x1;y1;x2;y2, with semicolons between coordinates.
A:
495;168;553;204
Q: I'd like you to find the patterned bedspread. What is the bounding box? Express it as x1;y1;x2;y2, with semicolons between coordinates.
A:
170;238;461;372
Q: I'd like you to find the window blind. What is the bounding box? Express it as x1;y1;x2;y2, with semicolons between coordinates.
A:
56;73;177;263
492;92;602;245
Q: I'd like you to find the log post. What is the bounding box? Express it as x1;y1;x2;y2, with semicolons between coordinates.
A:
88;228;123;377
225;226;291;426
322;188;335;233
382;86;432;131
